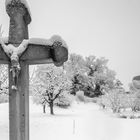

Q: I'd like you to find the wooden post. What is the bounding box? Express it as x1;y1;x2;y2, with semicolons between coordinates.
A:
6;1;31;140
19;62;29;140
9;62;29;140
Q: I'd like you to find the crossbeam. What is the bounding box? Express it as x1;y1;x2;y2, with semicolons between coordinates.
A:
20;43;68;65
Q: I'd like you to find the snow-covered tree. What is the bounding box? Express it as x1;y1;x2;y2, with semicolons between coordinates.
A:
64;54;117;97
84;56;116;97
64;53;86;95
85;56;108;76
32;64;71;115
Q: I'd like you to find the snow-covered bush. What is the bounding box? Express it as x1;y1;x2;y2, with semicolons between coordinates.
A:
55;92;75;108
98;89;133;113
100;89;122;112
75;91;96;103
119;91;140;112
98;89;140;113
97;95;109;109
118;94;135;112
76;91;85;103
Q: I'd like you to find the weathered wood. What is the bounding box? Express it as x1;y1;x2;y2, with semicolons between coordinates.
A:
0;60;9;64
9;62;29;140
20;44;51;61
26;59;53;65
9;64;21;140
19;62;29;140
20;44;68;65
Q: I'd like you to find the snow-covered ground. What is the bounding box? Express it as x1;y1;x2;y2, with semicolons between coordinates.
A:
1;99;140;140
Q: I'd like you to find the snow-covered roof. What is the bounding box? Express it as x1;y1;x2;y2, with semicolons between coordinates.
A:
29;35;68;49
5;0;31;23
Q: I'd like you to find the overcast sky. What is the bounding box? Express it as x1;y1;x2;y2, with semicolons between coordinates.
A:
0;0;140;90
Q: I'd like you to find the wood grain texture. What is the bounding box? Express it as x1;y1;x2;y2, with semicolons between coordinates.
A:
20;44;51;61
20;43;68;65
9;62;29;140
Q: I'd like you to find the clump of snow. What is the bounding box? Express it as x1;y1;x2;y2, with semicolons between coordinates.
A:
5;0;31;17
17;39;29;55
29;35;68;49
3;44;16;56
0;39;29;57
11;85;17;90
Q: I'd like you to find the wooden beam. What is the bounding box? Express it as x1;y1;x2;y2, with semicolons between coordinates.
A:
20;44;51;61
0;60;9;64
25;58;53;65
20;43;68;65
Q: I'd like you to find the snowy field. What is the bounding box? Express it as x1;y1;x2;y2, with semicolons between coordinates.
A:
1;99;140;140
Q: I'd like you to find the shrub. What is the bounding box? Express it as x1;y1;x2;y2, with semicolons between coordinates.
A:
75;91;85;103
98;89;126;113
55;92;75;108
98;89;140;113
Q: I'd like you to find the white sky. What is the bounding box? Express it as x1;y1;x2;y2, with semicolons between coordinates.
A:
0;0;140;90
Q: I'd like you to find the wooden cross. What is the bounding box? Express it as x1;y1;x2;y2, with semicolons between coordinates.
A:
0;1;68;140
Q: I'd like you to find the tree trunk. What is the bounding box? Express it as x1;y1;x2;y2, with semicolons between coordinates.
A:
43;104;46;114
49;101;54;115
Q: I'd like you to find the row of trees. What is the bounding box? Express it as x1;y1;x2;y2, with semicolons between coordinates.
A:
98;88;140;113
30;53;123;114
64;54;122;96
97;77;140;114
0;53;127;115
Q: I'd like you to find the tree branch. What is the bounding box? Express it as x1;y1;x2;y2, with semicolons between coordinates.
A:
53;89;63;101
